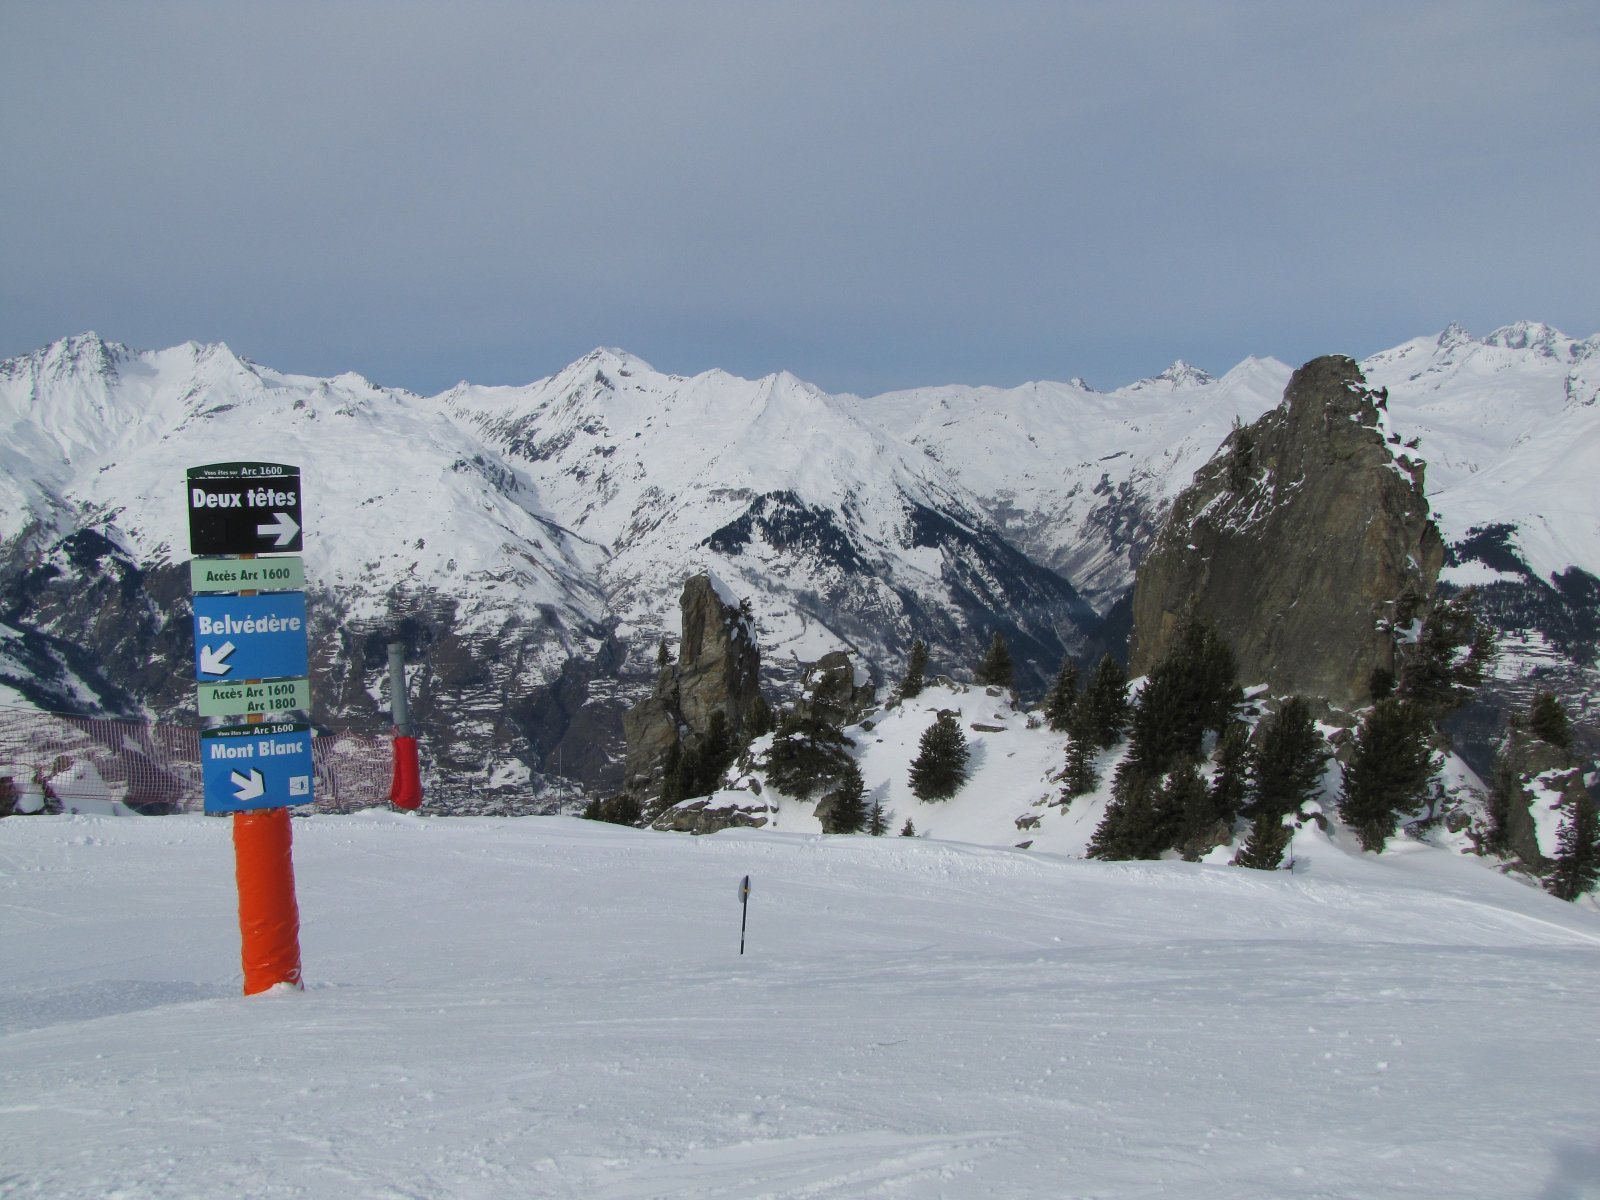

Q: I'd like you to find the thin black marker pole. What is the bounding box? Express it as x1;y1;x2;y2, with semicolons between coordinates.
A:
738;874;751;955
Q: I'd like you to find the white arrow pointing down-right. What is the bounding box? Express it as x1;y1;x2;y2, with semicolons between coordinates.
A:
229;769;266;802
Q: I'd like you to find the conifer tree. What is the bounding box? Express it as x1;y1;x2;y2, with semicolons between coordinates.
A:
867;799;889;836
1247;697;1326;821
1126;620;1240;778
1060;696;1100;799
1167;761;1217;858
900;639;929;700
1208;721;1250;827
975;631;1014;690
745;693;776;740
1338;698;1436;852
693;710;735;795
821;761;868;834
1082;654;1130;748
656;638;671;668
908;711;970;800
761;711;854;800
1396;589;1495;719
1545;793;1600;901
1086;767;1172;861
650;740;686;819
900;818;917;837
1234;811;1295;870
1529;691;1572;750
582;793;642;826
1044;658;1080;732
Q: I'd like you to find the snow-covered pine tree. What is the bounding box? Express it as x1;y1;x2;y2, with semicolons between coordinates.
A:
908;711;970;800
900;819;917;837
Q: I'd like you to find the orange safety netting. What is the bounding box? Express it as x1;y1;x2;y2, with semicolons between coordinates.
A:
0;706;392;815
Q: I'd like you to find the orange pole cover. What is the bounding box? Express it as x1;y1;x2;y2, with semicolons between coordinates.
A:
390;735;423;810
233;807;303;995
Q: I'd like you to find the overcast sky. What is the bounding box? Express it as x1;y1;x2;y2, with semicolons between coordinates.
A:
3;1;1596;396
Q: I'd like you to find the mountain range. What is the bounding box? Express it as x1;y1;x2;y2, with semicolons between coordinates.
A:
2;322;1595;807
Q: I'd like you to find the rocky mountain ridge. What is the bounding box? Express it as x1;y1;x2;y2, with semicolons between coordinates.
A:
2;324;1596;806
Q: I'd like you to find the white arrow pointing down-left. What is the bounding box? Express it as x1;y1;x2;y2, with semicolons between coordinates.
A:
230;769;266;802
199;641;235;676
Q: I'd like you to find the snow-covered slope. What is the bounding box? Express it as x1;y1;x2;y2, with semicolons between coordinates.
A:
0;334;610;634
4;810;1597;1198
1365;321;1600;582
848;357;1295;606
445;349;1098;676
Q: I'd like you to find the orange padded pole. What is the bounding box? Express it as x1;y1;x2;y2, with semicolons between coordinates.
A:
233;807;303;995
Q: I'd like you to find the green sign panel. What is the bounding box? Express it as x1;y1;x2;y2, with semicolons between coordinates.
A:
190;556;305;594
197;677;312;719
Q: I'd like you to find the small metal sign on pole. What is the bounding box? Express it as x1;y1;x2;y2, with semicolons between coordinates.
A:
738;874;751;955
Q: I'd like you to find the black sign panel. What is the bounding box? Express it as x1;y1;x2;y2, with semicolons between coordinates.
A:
186;462;304;556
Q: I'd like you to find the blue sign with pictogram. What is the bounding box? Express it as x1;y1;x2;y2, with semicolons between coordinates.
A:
192;592;309;682
200;722;314;813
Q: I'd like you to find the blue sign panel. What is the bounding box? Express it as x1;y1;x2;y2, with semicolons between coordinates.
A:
192;592;308;682
201;722;315;813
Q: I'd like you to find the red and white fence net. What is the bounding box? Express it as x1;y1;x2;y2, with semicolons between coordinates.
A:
0;707;392;815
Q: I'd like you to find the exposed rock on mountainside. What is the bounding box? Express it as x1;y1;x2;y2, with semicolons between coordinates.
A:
621;574;762;798
1488;724;1590;873
791;649;877;730
1130;356;1445;710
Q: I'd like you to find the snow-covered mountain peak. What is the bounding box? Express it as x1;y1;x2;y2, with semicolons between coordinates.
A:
1483;321;1570;359
1126;359;1215;391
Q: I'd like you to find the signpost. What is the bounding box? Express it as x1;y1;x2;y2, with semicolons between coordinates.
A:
197;677;312;719
187;462;303;556
201;722;314;812
192;592;309;682
187;460;310;995
190;555;305;594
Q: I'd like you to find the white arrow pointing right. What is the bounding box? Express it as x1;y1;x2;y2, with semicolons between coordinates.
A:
257;511;300;547
230;769;266;802
200;641;236;676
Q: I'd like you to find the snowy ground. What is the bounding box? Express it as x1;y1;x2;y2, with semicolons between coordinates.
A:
4;810;1600;1199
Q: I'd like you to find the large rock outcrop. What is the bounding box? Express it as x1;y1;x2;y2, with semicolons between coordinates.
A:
621;574;763;798
1130;355;1445;710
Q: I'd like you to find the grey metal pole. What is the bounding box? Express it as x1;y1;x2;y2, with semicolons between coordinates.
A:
387;642;412;736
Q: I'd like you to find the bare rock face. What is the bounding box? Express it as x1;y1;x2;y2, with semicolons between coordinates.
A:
621;574;762;797
1130;355;1444;711
794;650;877;729
1488;729;1588;872
653;793;772;834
